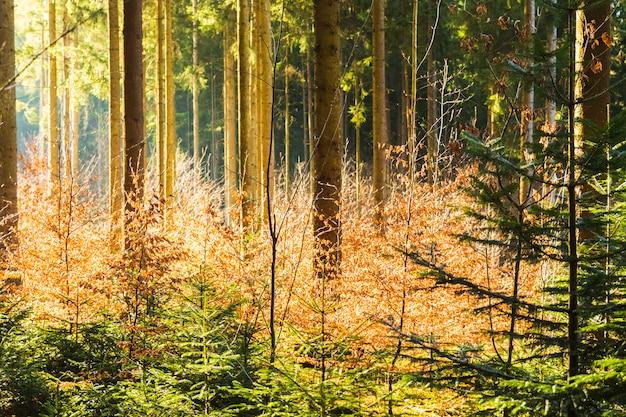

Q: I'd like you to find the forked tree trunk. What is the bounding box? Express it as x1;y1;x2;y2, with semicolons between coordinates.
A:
312;0;342;281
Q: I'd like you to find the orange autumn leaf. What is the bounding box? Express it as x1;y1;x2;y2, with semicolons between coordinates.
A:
602;31;612;47
591;58;603;74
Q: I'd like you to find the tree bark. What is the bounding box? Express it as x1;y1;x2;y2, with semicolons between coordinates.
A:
256;0;274;217
109;0;123;250
313;0;342;280
372;0;389;227
123;0;145;248
238;0;257;230
192;0;200;177
0;0;18;254
49;0;59;193
224;8;237;225
156;0;165;205
165;0;176;224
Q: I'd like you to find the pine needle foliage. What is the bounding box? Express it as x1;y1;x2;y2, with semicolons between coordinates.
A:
401;106;626;415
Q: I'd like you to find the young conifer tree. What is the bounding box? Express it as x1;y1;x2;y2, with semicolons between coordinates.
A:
401;0;626;413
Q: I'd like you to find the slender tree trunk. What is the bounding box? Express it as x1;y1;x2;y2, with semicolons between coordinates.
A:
355;80;362;218
312;0;342;281
238;0;256;230
62;4;71;183
224;8;237;225
256;0;273;216
192;0;200;176
408;0;418;179
0;0;18;255
164;0;176;224
156;0;165;204
372;0;389;227
284;47;291;194
519;0;535;206
426;0;437;186
108;0;123;250
40;5;48;161
123;0;145;248
306;39;314;193
71;31;79;181
49;0;59;193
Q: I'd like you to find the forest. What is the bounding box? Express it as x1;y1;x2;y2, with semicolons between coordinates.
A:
0;0;625;415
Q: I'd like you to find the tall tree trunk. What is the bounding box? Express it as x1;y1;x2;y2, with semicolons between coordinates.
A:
49;0;59;193
426;0;437;186
223;8;237;225
256;0;274;217
192;0;200;177
156;0;165;204
408;0;418;178
71;32;79;181
312;0;342;280
519;0;536;206
62;3;71;183
108;0;123;250
284;47;290;194
0;0;18;255
372;0;389;228
40;5;48;162
123;0;145;248
164;0;176;224
238;0;256;230
571;0;611;390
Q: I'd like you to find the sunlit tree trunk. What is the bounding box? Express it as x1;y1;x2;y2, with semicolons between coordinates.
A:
62;3;71;183
109;0;123;250
192;0;200;177
426;0;437;186
0;0;18;254
312;0;342;280
223;8;237;225
123;0;145;248
164;0;176;224
156;0;165;204
256;0;274;216
71;32;79;181
238;0;257;230
408;0;418;178
372;0;389;228
48;0;59;193
306;38;314;196
40;5;48;161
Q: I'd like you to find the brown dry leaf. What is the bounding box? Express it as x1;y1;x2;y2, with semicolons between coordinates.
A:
482;34;494;50
476;3;487;16
448;4;456;14
602;32;612;47
591;58;603;74
498;15;510;30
